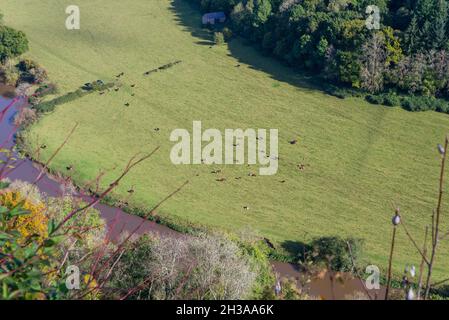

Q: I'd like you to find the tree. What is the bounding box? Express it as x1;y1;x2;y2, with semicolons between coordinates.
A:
337;50;362;88
252;0;272;27
110;235;257;300
213;31;225;45
404;15;419;54
230;2;248;33
383;26;403;66
0;25;29;63
360;32;387;93
432;0;448;49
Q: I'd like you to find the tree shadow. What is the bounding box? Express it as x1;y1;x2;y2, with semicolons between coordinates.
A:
196;40;214;46
280;240;310;260
169;0;328;94
169;0;213;41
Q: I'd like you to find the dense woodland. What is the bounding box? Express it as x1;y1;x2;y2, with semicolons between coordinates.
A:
188;0;449;111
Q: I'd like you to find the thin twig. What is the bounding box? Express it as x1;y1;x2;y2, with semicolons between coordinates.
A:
400;218;430;266
32;123;79;185
346;241;373;300
385;226;397;300
54;148;159;232
417;226;428;300
424;136;448;299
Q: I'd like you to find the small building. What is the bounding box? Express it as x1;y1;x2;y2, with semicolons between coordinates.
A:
202;12;226;25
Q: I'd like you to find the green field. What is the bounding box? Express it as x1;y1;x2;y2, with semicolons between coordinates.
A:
3;0;449;279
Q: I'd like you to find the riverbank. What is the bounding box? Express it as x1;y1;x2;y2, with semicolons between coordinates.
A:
0;94;179;241
0;84;16;99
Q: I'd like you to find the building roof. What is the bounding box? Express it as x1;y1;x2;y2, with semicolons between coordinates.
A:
202;12;226;19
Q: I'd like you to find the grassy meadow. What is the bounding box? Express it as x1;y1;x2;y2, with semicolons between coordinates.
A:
3;0;449;279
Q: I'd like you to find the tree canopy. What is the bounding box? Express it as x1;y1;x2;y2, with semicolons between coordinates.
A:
188;0;449;103
0;24;29;63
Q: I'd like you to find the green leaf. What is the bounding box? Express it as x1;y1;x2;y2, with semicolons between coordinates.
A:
47;219;56;235
0;206;9;214
0;232;12;240
9;205;30;217
24;245;38;259
2;282;8;299
0;181;10;190
43;239;56;247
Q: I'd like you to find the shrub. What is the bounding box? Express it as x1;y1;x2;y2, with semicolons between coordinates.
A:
222;27;233;40
16;59;48;84
277;278;307;300
31;67;48;84
400;95;444;112
33;89;85;113
13;106;37;127
366;92;401;107
28;95;41;106
35;83;58;97
429;285;449;300
214;32;225;45
237;238;276;299
34;81;114;113
366;94;384;105
435;99;449;113
143;61;182;76
305;236;364;272
46;195;106;250
382;92;401;107
82;80;108;91
0;66;20;86
0;180;108;300
110;234;256;300
0;190;48;245
17;58;38;72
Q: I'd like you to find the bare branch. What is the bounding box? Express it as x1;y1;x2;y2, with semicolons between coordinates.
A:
346;241;373;300
33;123;79;184
400;218;430;266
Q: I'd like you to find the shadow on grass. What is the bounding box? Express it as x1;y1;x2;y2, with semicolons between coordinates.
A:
280;240;310;260
169;0;329;94
169;1;394;180
196;40;214;46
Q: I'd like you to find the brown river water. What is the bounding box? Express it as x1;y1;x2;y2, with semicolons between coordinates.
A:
0;92;383;300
